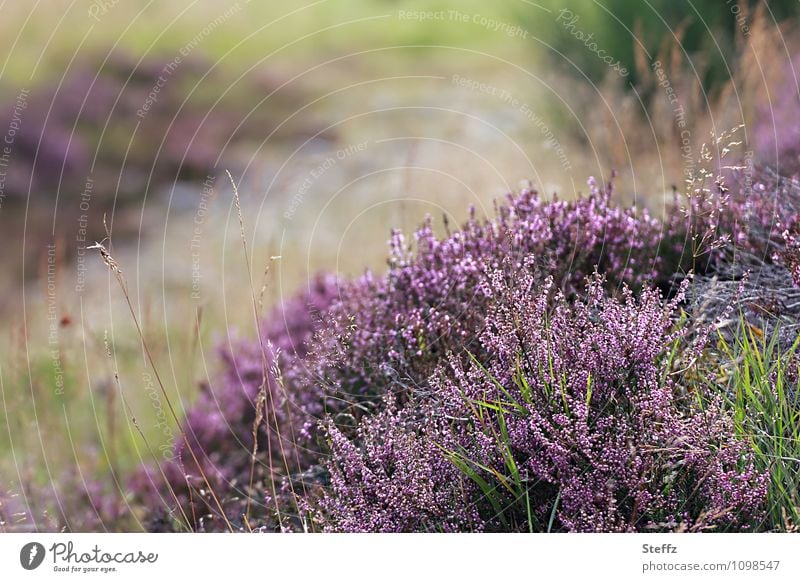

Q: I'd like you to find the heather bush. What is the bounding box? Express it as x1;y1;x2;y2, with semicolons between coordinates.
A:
309;153;798;418
320;268;769;532
310;178;678;414
123;155;796;532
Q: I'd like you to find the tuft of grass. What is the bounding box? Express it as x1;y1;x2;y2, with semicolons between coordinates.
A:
714;315;800;532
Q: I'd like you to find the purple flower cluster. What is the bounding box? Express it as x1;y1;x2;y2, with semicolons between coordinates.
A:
311;179;674;411
320;405;484;532
320;267;768;532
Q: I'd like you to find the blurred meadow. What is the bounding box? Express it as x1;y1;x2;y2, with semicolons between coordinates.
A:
1;0;799;531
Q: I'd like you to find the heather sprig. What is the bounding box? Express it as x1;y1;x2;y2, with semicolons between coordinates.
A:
320;402;484;532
